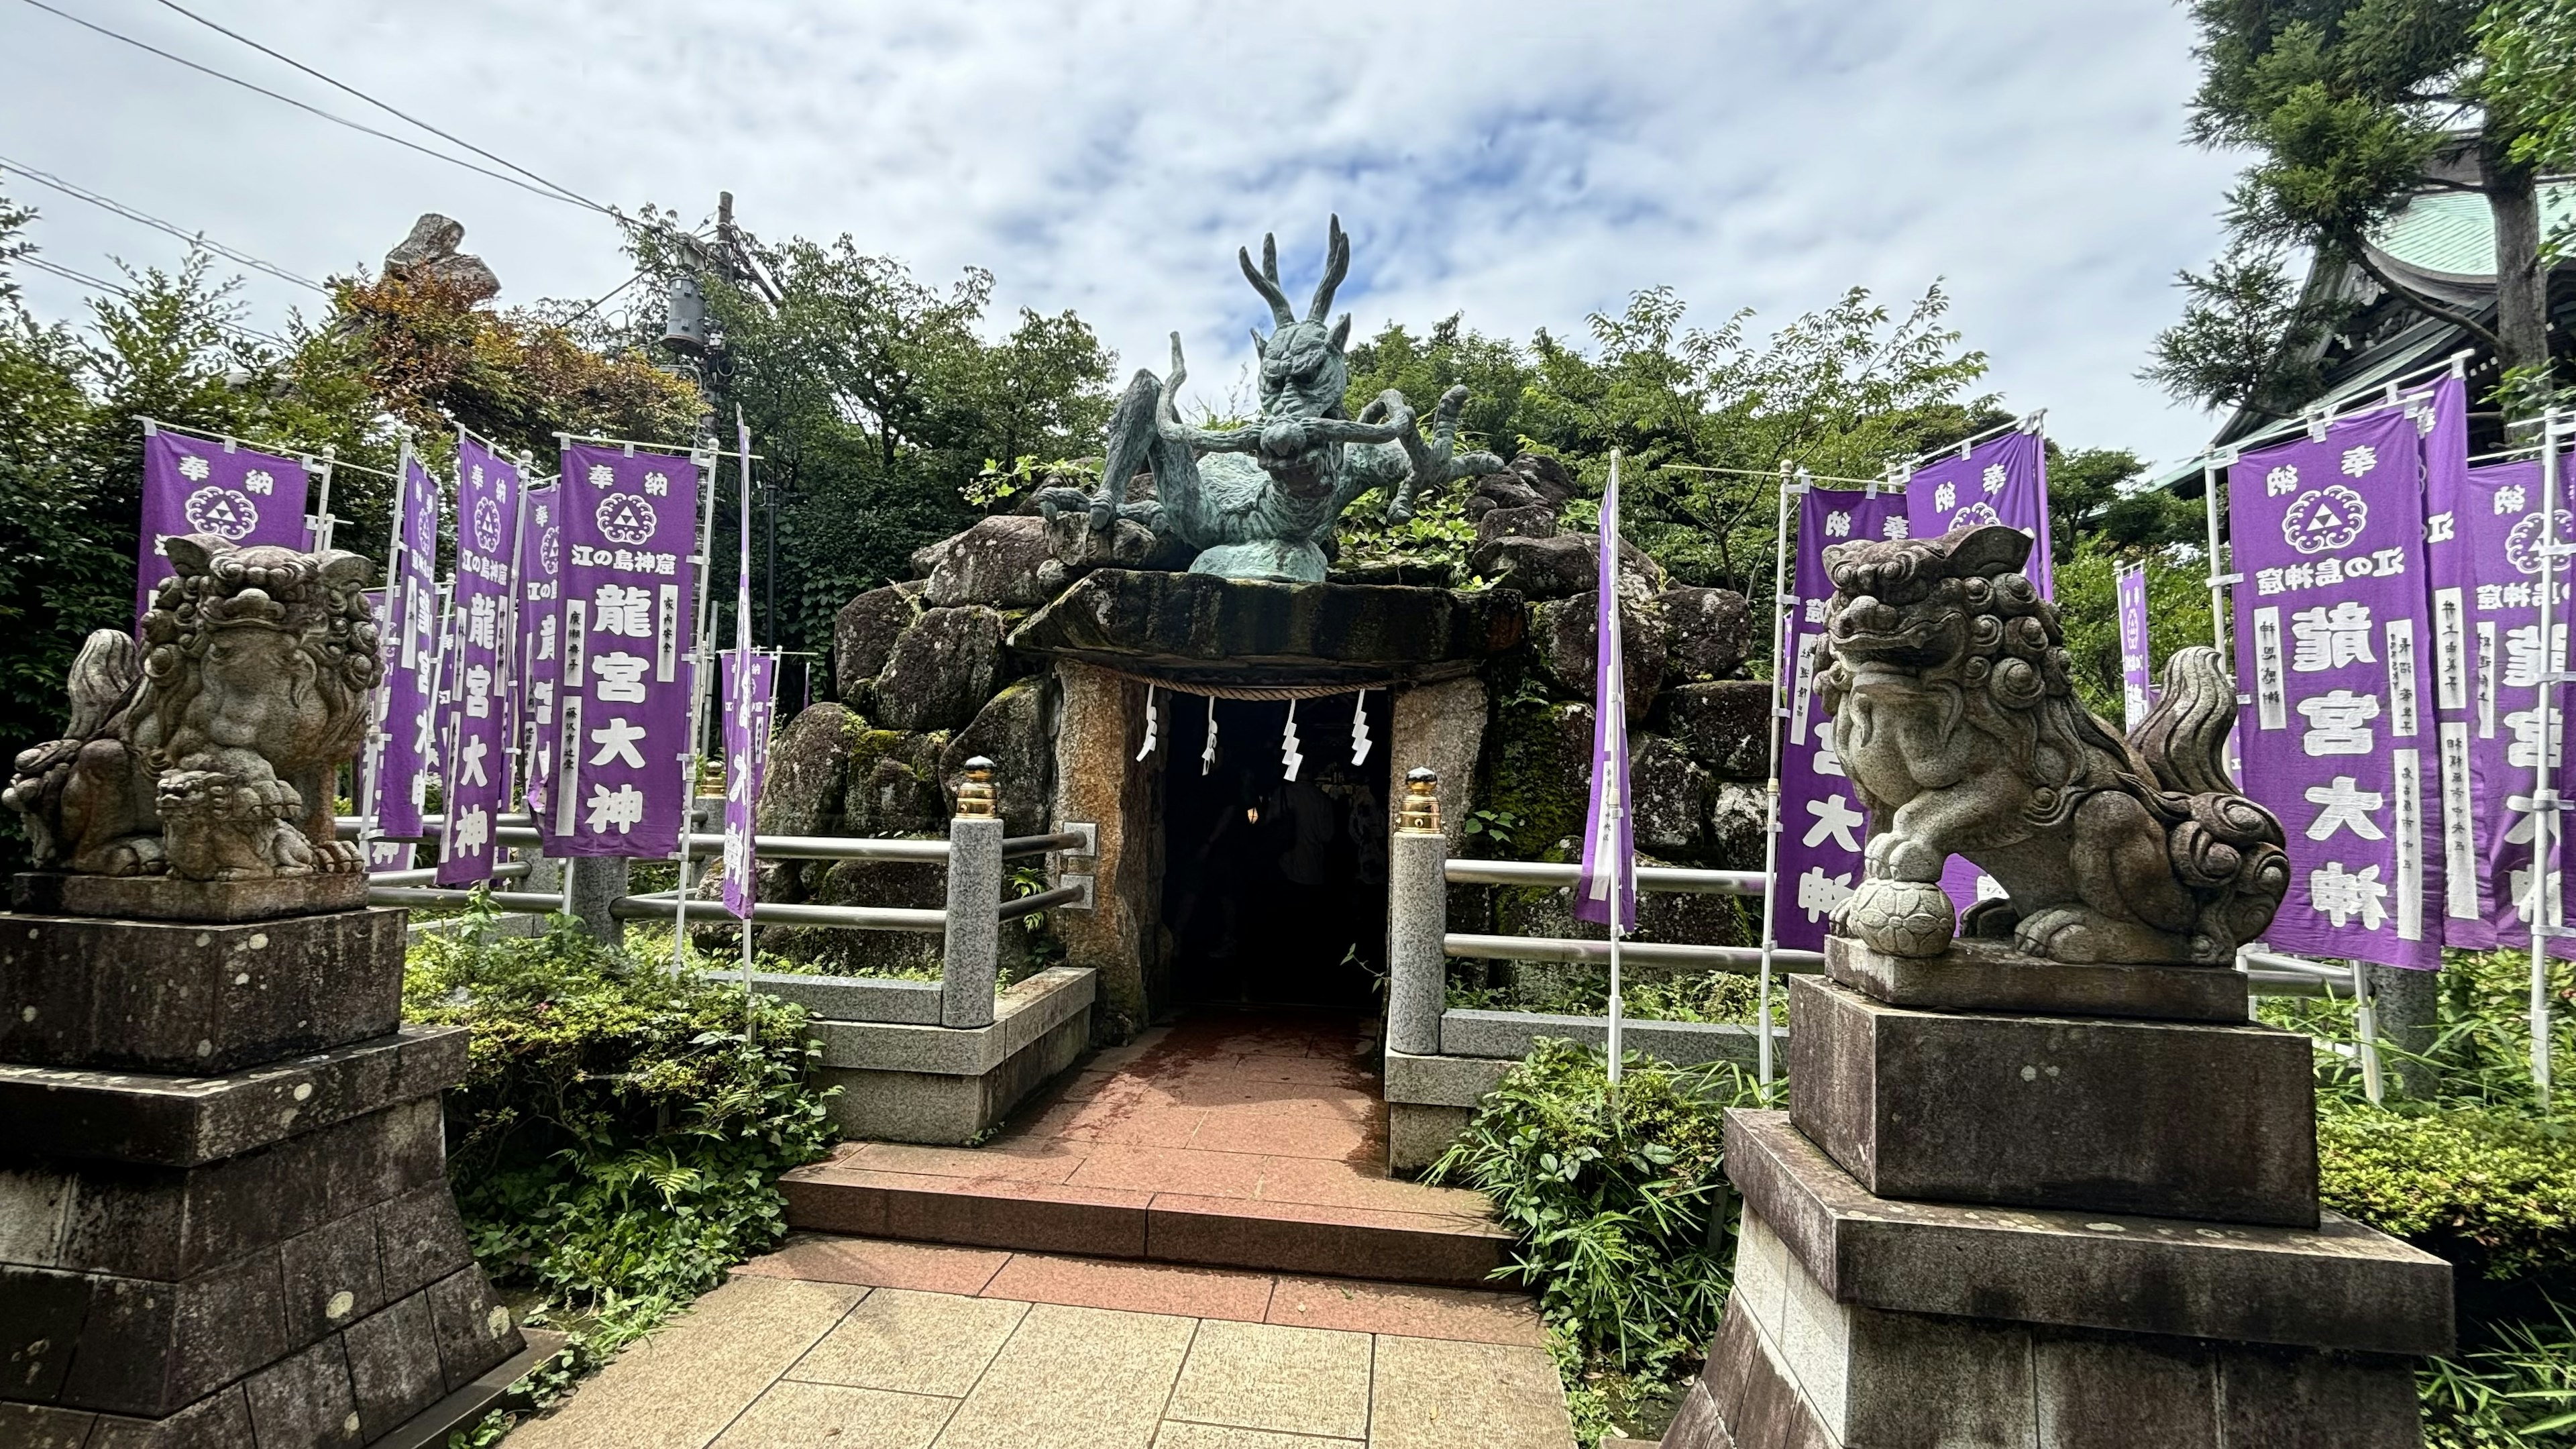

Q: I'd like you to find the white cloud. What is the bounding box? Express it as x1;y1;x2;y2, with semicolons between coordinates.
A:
0;0;2245;462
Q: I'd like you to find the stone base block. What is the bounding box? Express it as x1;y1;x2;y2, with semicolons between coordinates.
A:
1724;1110;2449;1356
0;908;406;1073
818;996;1090;1143
1786;976;2318;1226
13;871;371;924
0;1026;467;1166
0;1095;521;1417
1662;1260;2426;1449
0;1281;540;1449
1387;1104;1473;1172
1824;934;2250;1022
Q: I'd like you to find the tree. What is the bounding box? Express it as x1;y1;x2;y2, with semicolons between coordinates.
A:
2139;244;2351;418
620;224;1115;681
1344;284;1996;592
2159;0;2563;417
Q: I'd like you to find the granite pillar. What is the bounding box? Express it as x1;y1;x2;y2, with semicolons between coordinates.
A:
0;894;533;1449
1664;936;2451;1449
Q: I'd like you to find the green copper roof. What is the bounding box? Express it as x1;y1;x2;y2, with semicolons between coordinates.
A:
2369;182;2575;282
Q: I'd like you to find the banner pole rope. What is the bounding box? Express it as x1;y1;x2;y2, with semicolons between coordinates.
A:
1754;463;1798;1089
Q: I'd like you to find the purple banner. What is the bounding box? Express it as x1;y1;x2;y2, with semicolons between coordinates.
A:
435;439;521;885
720;649;778;920
363;450;441;845
1575;464;1638;929
2116;561;2155;732
516;481;563;828
1774;486;1910;952
2430;421;2576;957
358;587;412;873
2229;408;2442;967
138;429;313;621
1911;427;2051;912
549;444;702;857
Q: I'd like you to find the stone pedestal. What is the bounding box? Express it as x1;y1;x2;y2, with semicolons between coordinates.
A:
1664;939;2451;1449
0;898;531;1449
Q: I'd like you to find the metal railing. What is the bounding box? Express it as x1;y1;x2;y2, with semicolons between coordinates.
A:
354;757;1093;1030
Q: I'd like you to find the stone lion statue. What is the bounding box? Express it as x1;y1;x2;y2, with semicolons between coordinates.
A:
1817;524;2287;964
5;536;381;881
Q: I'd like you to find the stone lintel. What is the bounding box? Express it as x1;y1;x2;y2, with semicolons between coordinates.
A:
1786;975;2318;1227
1825;934;2251;1022
12;871;371;924
0;1026;467;1167
0;907;407;1074
1007;569;1525;683
1723;1110;2453;1358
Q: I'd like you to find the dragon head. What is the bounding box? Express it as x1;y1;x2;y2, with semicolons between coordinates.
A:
1155;216;1406;500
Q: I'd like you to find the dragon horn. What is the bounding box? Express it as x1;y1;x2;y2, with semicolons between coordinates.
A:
1307;215;1348;323
1239;237;1294;328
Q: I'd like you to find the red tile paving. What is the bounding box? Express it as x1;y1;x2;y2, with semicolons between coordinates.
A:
735;1234;1550;1346
779;1008;1521;1289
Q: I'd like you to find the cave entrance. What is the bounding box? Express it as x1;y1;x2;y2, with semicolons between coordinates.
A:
1158;691;1393;1010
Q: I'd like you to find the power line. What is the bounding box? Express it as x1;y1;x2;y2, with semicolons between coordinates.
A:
17;252;296;348
13;0;606;213
147;0;607;215
0;152;324;292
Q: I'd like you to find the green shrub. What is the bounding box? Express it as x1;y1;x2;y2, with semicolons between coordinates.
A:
2421;1296;2576;1448
1427;1038;1768;1440
2319;1104;2576;1285
404;906;838;1444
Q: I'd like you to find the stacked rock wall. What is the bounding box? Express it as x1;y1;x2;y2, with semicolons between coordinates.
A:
759;452;1779;1007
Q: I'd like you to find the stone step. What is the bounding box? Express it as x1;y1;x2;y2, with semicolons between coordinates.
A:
780;1143;1521;1289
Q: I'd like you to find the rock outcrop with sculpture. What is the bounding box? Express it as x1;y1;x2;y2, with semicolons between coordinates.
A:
1816;524;2288;963
6;536;381;880
1038;216;1505;583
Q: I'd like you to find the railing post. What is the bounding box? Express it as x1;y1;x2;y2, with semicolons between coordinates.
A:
1387;767;1448;1057
566;856;629;945
943;756;1004;1030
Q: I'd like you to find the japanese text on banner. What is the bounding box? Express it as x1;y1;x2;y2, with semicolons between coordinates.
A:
2228;408;2443;967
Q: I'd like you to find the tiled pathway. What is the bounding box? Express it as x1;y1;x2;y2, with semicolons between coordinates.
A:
502;1235;1575;1448
782;1011;1514;1285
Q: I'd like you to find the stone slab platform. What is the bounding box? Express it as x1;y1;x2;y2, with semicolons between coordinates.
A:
787;1011;1521;1290
1008;568;1525;686
1725;1109;2451;1356
0;1026;467;1167
0;907;406;1073
1787;975;2319;1226
12;870;371;924
1825;934;2251;1022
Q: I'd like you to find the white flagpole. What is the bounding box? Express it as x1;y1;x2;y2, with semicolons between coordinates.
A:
1754;463;1798;1087
672;447;721;979
738;417;758;1041
2536;408;2568;1112
1605;451;1625;1091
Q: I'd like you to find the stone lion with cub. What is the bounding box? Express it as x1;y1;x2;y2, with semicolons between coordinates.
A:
1818;524;2287;964
6;535;382;881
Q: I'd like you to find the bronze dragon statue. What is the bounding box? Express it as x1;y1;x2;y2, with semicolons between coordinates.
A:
1817;524;2288;964
1038;216;1504;582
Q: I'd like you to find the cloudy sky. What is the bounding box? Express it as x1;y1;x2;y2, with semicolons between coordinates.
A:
1;0;2249;464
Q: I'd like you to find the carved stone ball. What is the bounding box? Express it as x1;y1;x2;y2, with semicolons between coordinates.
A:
1841;877;1955;959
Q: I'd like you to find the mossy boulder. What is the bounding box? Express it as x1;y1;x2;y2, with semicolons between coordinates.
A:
1630;733;1707;857
833;582;924;709
1532;590;1668;720
1660;587;1752;682
1476;504;1558;545
753;703;860;900
875;605;1007;732
939;676;1053;835
1660;681;1772;780
841;727;949;837
922;515;1068;609
1477;698;1594;858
